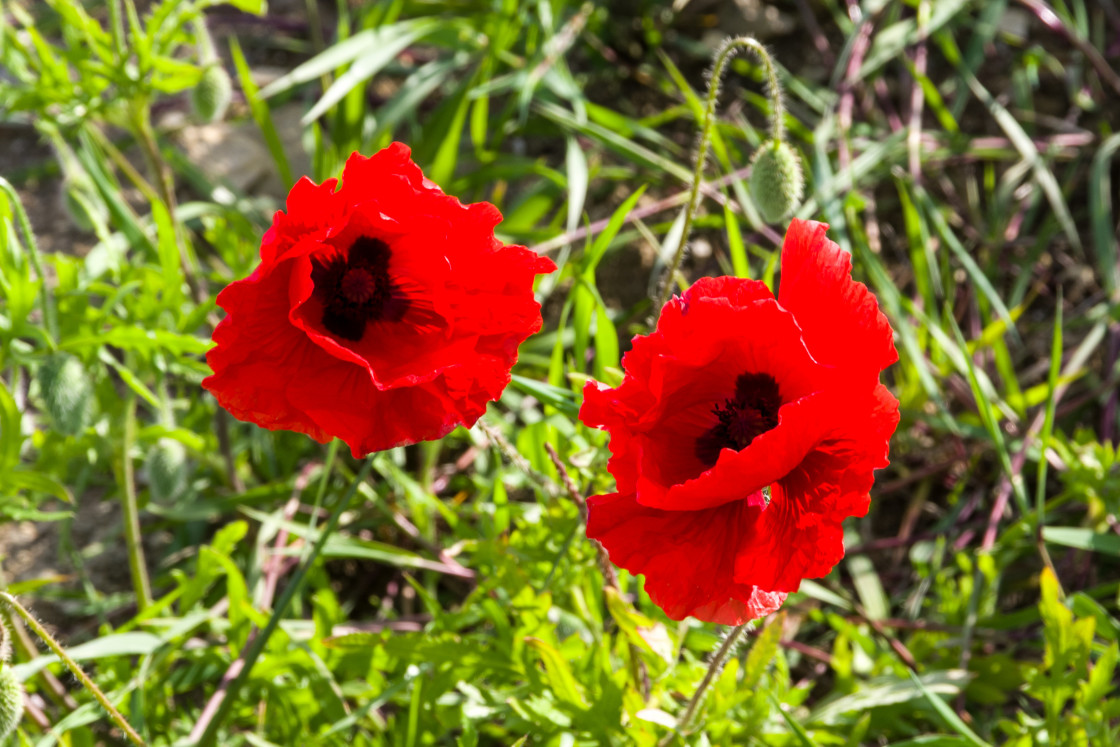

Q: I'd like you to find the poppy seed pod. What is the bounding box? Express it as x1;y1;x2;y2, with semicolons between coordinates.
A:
191;65;232;123
749;140;804;223
0;664;23;742
37;353;94;437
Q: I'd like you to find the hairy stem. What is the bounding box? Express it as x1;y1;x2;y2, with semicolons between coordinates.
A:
654;37;784;312
669;623;749;742
0;592;147;746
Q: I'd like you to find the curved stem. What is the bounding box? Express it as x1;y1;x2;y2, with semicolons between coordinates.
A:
0;592;147;746
665;623;749;743
654;37;784;313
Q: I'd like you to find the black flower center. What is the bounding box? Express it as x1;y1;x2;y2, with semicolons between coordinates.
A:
340;267;377;304
695;372;782;468
311;235;407;341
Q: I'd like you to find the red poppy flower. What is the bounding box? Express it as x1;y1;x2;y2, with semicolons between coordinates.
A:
203;143;556;457
580;219;899;624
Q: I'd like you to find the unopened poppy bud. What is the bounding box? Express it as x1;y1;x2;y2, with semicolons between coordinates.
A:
191;65;232;123
749;140;804;223
0;662;23;742
37;353;94;437
145;438;188;500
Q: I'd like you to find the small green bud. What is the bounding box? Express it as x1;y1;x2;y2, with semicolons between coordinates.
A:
37;353;94;437
749;140;804;223
145;438;189;501
0;663;23;742
191;65;233;123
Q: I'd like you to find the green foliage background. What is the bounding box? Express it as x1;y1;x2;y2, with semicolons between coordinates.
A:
1;0;1119;744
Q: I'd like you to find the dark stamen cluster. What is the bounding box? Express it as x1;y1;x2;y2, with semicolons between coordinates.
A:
311;236;407;341
695;372;782;467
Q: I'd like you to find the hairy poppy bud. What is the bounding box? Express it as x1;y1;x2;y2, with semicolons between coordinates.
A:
191;65;232;123
749;140;804;223
145;438;188;500
0;663;23;742
37;353;94;437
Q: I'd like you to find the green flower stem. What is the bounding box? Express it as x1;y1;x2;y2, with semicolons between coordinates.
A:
121;396;154;612
0;592;147;746
0;178;58;347
654;37;784;313
192;456;374;746
672;623;748;740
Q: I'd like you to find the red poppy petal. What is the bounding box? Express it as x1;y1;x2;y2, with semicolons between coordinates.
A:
796;382;901;520
284;358;469;457
586;492;787;624
661;391;832;511
629;297;827;510
777;218;898;377
682;275;775;307
285;175;343;224
730;384;900;592
341;142;429;197
581;381;643;495
206;255;498;457
261;176;344;268
203;263;332;443
649;294;824;422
